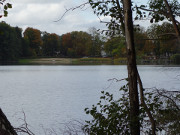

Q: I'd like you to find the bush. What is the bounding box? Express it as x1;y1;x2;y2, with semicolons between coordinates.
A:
171;54;180;64
83;82;180;135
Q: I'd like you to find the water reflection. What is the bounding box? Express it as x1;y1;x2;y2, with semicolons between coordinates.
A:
0;65;179;134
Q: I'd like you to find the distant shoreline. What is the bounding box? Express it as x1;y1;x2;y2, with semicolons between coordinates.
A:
0;57;179;65
13;57;178;65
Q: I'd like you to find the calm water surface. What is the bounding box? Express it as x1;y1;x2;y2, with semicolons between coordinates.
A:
0;65;179;134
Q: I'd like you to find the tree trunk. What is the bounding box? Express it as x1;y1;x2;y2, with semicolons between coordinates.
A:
123;0;140;135
137;73;156;135
0;108;17;135
163;0;180;37
163;0;180;42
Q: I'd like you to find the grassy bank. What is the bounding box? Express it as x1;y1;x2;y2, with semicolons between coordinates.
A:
18;59;34;65
18;58;115;65
17;57;179;65
18;58;78;65
74;58;113;65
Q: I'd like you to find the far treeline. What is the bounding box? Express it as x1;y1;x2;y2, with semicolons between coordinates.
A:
0;21;180;63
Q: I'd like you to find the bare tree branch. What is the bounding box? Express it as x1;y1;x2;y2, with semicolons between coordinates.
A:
155;89;180;111
137;73;156;135
108;78;127;82
14;111;35;135
54;2;89;22
137;6;170;18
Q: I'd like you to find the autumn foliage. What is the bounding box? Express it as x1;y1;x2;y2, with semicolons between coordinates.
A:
0;22;179;62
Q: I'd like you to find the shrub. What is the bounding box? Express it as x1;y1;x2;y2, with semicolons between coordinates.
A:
83;82;180;135
171;54;180;64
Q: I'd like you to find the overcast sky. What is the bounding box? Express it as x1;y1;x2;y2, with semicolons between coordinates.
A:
2;0;151;35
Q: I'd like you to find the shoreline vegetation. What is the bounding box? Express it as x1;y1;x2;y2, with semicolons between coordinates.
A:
15;57;179;65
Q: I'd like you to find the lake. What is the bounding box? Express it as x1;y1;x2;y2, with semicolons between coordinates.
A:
0;65;179;134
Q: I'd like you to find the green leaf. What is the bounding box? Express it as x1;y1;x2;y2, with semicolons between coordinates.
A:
140;5;146;8
7;3;12;8
135;16;138;20
4;10;8;17
4;5;7;10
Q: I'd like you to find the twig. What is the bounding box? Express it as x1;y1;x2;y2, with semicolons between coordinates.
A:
155;88;180;111
54;2;89;22
108;78;127;82
14;110;35;135
137;6;169;18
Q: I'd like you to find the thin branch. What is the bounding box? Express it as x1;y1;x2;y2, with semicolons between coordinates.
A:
54;2;89;22
116;0;125;34
163;0;180;37
140;38;175;41
97;15;111;24
14;110;35;135
97;15;121;28
158;33;177;37
137;7;169;18
137;72;156;135
155;89;180;111
108;78;127;82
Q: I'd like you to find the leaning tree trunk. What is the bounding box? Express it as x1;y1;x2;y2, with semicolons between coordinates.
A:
163;0;180;38
163;0;180;46
123;0;140;135
0;108;17;135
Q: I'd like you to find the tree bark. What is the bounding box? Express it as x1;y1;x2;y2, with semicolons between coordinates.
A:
163;0;180;38
123;0;140;135
137;73;156;135
0;108;17;135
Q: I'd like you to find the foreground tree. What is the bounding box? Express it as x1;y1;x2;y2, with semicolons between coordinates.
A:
123;1;140;134
137;0;180;40
147;22;180;57
87;0;159;134
88;0;141;134
84;82;180;135
0;0;12;18
137;0;180;64
0;109;17;135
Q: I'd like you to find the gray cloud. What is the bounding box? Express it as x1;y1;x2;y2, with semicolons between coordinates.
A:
1;0;157;36
11;0;71;4
2;0;104;35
